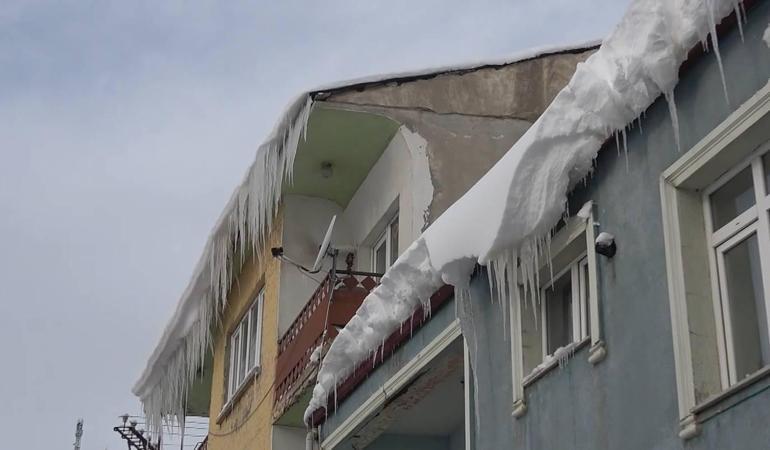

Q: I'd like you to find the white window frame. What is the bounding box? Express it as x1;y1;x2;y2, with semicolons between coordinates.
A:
660;82;770;439
371;214;398;273
539;254;591;359
226;288;264;402
702;150;770;389
510;205;604;418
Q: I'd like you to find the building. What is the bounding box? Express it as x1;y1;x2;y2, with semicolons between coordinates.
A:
131;44;595;449
309;1;770;449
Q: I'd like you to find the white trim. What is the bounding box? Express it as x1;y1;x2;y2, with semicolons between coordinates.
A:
371;213;399;273
660;179;698;417
225;289;264;402
510;207;602;417
320;319;462;450
463;338;472;450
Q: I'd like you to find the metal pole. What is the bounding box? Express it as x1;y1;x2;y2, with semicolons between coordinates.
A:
74;419;84;450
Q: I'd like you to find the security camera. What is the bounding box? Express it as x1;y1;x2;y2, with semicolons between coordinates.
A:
595;232;616;258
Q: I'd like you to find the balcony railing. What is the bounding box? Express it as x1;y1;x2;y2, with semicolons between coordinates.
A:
274;270;381;411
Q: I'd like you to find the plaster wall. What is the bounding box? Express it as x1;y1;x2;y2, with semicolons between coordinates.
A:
278;194;343;335
467;4;770;449
324;50;592;224
337;126;430;271
326;49;594;122
206;212;284;450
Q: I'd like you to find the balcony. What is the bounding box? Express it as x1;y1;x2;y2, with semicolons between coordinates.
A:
273;269;381;423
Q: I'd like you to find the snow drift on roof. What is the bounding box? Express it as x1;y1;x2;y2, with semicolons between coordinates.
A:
305;0;746;424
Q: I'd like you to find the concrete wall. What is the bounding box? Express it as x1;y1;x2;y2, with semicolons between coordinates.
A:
337;127;427;271
278;195;343;335
324;49;593;225
318;4;770;450
326;49;594;122
206;212;284;450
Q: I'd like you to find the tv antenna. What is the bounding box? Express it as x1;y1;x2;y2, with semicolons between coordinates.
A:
311;215;337;272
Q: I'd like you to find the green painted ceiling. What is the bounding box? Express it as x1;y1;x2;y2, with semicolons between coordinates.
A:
284;105;400;207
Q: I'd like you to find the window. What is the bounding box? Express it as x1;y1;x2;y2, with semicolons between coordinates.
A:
372;215;399;273
510;205;604;417
227;289;264;401
660;84;770;439
542;256;590;357
704;151;770;387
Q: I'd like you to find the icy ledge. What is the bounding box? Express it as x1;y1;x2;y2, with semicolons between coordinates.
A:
305;0;744;423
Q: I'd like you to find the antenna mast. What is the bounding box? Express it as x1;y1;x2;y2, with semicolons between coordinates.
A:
74;419;84;450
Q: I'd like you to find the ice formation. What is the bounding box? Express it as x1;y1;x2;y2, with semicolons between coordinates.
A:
131;40;600;434
132;94;313;434
305;0;743;424
764;21;770;47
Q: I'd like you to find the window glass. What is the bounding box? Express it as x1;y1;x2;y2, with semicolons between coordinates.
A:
581;259;591;337
238;322;248;385
710;166;755;230
231;331;242;391
389;218;399;266
248;304;259;370
375;240;387;274
722;233;770;381
763;152;770;195
545;271;573;355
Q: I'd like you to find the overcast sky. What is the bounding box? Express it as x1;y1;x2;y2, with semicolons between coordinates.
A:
0;1;632;448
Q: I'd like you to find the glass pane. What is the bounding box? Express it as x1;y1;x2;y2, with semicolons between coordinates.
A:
248;303;259;369
232;332;241;390
389;218;399;266
710;166;755;230
723;233;770;382
763;152;770;195
545;271;573;355
375;240;387;274
238;322;248;384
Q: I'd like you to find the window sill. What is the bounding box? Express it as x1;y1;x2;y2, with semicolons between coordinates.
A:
216;367;261;424
680;365;770;440
522;337;590;388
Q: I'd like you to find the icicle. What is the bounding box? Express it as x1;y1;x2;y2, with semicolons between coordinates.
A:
706;0;730;106
733;0;744;42
664;90;682;153
614;131;621;157
621;127;629;172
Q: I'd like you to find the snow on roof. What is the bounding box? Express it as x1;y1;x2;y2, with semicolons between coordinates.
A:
131;41;600;434
304;0;746;424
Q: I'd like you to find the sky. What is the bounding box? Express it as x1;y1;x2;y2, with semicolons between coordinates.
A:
0;1;631;448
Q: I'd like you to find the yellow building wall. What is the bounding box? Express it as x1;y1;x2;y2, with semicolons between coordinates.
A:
206;212;283;450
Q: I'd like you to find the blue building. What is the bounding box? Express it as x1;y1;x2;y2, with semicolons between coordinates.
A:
312;2;770;449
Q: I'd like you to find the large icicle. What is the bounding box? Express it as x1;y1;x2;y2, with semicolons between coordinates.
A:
132;95;313;435
305;0;741;425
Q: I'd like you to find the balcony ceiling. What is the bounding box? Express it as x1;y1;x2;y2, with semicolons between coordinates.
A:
283;105;400;207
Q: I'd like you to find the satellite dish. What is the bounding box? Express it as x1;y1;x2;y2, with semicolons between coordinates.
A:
312;215;336;272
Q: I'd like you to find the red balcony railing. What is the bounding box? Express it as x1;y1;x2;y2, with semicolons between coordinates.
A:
274;270;381;408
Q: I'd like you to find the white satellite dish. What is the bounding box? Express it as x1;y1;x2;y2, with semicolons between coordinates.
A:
311;215;336;272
